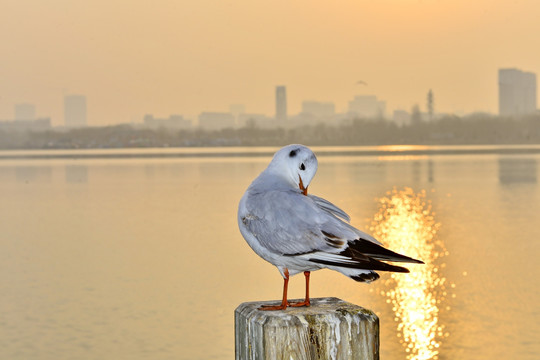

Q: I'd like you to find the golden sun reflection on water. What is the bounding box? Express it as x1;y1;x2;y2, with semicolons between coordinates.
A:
370;188;450;360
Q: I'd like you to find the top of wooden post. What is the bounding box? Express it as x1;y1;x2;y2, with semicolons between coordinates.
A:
235;297;379;360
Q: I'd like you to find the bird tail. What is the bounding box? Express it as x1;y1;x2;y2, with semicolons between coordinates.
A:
306;237;423;283
326;258;412;283
328;267;381;283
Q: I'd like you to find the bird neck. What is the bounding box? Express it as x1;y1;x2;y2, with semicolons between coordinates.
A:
249;168;295;194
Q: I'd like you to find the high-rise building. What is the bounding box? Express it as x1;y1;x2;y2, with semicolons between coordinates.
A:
64;95;87;127
499;68;537;116
15;103;36;120
275;86;287;122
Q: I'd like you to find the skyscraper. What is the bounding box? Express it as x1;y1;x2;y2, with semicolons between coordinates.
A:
275;86;287;122
499;68;537;116
64;95;87;127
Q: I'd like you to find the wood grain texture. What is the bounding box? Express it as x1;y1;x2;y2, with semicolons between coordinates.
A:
235;297;379;360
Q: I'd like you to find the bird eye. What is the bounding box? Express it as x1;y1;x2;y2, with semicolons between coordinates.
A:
300;163;306;171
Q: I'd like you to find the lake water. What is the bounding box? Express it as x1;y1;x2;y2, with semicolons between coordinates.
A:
1;146;539;360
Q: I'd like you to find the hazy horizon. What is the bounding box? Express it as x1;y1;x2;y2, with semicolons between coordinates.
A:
1;0;539;126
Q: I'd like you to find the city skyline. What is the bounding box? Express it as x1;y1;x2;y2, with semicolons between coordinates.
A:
3;70;540;126
1;1;540;126
2;73;538;131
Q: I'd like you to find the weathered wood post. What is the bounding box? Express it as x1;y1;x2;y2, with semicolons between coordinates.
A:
235;297;379;360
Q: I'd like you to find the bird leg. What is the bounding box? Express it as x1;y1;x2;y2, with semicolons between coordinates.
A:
259;268;290;311
288;271;311;307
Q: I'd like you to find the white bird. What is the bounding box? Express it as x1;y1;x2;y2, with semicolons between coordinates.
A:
238;144;423;310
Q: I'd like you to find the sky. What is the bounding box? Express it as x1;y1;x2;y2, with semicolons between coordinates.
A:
1;0;539;126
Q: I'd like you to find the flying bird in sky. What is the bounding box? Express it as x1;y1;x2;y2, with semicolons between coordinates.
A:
238;144;423;310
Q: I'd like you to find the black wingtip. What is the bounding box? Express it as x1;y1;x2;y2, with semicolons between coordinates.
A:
349;239;425;264
406;257;424;264
389;264;410;273
309;256;412;273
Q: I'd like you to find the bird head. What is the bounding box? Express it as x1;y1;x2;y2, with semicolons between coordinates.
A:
269;144;318;195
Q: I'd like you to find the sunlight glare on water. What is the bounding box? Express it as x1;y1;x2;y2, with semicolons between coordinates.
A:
370;188;450;360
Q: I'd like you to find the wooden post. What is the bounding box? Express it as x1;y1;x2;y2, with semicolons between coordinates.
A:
235;297;379;360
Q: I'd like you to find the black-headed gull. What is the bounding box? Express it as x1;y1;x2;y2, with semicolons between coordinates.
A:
238;144;423;310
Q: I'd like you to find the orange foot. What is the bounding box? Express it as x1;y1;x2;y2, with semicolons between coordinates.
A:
287;300;310;307
258;303;288;311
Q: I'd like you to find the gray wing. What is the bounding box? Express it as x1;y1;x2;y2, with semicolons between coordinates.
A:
307;194;351;222
242;190;364;256
308;194;382;245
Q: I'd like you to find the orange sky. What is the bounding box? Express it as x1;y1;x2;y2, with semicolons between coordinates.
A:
1;0;539;126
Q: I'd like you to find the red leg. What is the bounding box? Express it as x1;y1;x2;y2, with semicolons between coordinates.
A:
259;269;290;311
288;271;311;307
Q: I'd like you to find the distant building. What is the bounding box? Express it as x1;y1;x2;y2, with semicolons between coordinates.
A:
229;104;246;126
301;101;335;119
64;95;87;128
289;112;318;127
275;86;287;123
499;68;537;116
393;110;411;127
427;89;434;121
238;113;274;128
0;118;51;132
15;103;36;120
143;114;191;130
198;112;235;130
348;95;386;119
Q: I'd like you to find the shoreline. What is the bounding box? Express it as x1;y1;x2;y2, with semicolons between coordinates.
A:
1;144;540;160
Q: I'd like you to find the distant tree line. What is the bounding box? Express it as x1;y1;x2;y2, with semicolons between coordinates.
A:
0;113;539;149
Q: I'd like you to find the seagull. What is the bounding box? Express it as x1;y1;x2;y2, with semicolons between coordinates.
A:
238;144;423;310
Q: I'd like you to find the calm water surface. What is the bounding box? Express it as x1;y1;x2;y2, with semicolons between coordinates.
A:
0;146;539;359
